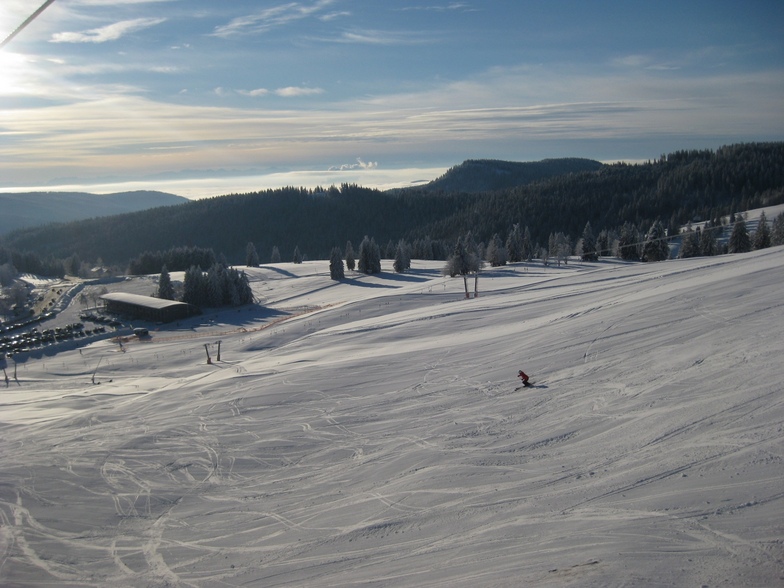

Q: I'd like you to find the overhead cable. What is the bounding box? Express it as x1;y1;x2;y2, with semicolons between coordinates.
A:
1;0;57;50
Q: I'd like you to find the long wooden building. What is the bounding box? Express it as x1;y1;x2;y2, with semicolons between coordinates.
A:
100;293;198;323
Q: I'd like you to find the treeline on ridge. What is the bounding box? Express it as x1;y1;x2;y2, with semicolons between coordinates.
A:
1;142;782;274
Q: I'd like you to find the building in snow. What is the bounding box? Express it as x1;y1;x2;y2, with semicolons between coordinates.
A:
100;293;198;323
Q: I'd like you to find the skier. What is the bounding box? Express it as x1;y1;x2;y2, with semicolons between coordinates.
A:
517;370;531;387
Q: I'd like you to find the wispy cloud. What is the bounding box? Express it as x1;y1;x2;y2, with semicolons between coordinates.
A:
396;3;474;12
50;17;166;43
328;158;378;171
330;29;431;45
274;86;324;97
212;0;336;38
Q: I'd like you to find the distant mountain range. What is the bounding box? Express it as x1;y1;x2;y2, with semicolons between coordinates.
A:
0;190;188;235
421;158;604;193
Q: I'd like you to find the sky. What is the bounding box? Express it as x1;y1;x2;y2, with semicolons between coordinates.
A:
1;0;783;199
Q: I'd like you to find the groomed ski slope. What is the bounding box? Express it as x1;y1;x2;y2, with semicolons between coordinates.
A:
1;247;783;587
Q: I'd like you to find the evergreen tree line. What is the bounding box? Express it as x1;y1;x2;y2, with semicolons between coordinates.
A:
0;246;64;278
128;245;217;275
1;143;783;272
177;263;254;308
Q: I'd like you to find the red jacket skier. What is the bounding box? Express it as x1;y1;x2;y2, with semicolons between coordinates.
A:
518;370;530;385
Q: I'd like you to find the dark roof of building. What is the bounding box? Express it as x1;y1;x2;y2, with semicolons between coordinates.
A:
101;292;188;310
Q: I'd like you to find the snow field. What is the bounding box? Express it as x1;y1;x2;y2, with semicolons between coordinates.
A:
1;248;783;587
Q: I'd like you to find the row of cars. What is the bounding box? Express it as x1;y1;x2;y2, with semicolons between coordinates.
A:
0;320;117;358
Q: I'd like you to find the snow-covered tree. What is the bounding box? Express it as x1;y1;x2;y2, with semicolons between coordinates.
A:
358;236;381;274
618;222;640;261
157;265;175;300
329;247;345;280
245;242;260;267
345;241;356;271
183;265;206;307
642;220;670;262
292;246;303;264
443;234;483;298
270;246;281;263
699;225;719;256
728;218;751;253
506;224;523;263
678;224;700;258
486;233;507;266
772;212;784;246
549;232;570;266
393;240;410;273
580;222;598;261
753;211;771;250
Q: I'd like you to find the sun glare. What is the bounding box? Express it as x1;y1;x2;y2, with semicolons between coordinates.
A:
0;50;28;96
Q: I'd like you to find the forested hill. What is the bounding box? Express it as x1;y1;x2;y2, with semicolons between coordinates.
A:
1;142;783;271
0;190;187;235
422;158;604;192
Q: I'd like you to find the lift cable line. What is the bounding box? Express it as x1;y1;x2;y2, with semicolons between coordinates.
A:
0;0;57;50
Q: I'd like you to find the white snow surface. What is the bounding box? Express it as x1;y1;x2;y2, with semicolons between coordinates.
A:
1;249;783;587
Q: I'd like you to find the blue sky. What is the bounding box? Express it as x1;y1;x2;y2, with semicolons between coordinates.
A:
1;0;783;198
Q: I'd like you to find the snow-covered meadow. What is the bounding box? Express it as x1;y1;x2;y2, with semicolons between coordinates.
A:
1;247;783;587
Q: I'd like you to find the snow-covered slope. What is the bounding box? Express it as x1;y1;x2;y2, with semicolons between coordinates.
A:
1;249;782;587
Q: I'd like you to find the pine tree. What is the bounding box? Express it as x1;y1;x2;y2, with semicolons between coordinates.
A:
728;218;751;253
642;220;669;262
182;265;206;307
270;246;281;263
506;224;523;263
581;222;598;261
345;241;356;271
329;247;345;280
156;264;175;300
753;211;771;250
678;224;700;258
292;246;303;264
486;233;507;266
393;240;410;273
357;236;381;274
618;222;640;261
245;242;259;267
699;225;719;256
771;212;784;246
522;226;533;261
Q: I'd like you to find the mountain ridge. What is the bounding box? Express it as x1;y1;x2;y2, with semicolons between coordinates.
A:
0;190;188;235
419;157;604;193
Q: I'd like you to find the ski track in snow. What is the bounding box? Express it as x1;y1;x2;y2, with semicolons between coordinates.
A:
0;247;783;586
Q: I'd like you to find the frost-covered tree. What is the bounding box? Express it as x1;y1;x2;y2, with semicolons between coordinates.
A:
678;224;700;258
182;265;206;307
772;212;784;246
270;246;281;263
522;226;533;261
245;242;259;267
345;241;356;271
728;218;751;253
549;232;571;266
358;236;381;274
580;222;598;261
642;220;669;262
156;265;175;300
486;233;507;266
700;225;719;256
618;222;640;261
292;246;303;264
443;234;483;298
329;247;345;280
393;240;410;273
506;224;523;263
752;211;771;250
